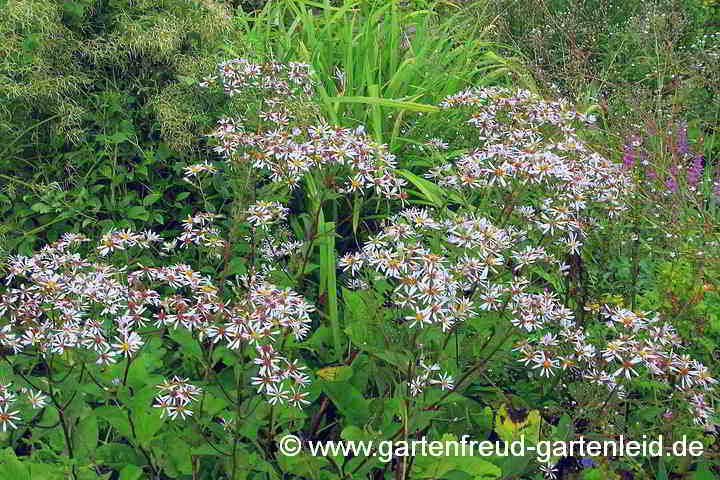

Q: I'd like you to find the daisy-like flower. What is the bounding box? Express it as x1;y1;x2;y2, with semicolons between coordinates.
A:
409;377;425;396
532;352;559;378
110;330;144;358
266;384;288;406
287;386;311;408
405;307;433;328
251;373;279;394
0;404;21;432
183;162;218;179
167;403;193;420
613;356;642;380
338;252;364;276
430;372;454;391
154;395;173;419
27;389;49;409
669;355;698;389
539;462;558;479
564;232;583;255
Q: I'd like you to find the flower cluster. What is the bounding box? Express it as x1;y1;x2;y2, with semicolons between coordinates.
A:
183;162;219;180
0;383;49;433
0;220;317;418
160;212;226;257
199;59;318;132
97;229;162;257
199;58;316;99
430;86;631;220
409;359;454;396
515;305;717;429
207;119;407;198
153;376;203;420
246;200;290;229
337;85;716;433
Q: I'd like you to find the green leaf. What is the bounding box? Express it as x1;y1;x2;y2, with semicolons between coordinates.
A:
93;406;132;438
691;460;714;480
118;464;143;480
276;448;329;478
494;405;541;444
553;414;573;441
142;192;163;206
352;194;362;235
132;407;164;448
316;365;353;382
0;448;30;480
320;380;370;425
656;457;668;480
30;202;51;213
411;434;501;479
176;75;196;86
396;169;446;208
126;206;149;221
72;410;98;459
319;221;342;361
168;328;203;362
96;443;144;469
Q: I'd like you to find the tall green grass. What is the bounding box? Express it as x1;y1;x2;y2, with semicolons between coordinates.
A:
233;0;536;150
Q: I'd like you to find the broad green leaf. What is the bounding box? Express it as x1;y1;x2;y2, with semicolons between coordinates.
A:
0;448;30;480
118;464;143;480
316;365;353;382
553;414;573;442
321;380;370;425
276;449;329;478
72;409;98;459
168;328;204;362
142;192;163;206
30;202;51;213
411;434;501;479
494;404;541;444
132;407;164;448
126;206;149;221
93;406;132;438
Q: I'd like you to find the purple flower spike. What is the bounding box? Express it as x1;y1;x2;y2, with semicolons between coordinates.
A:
688;154;704;187
675;121;690;155
622;139;636;170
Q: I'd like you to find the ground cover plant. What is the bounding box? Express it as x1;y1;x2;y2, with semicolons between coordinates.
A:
1;0;719;479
